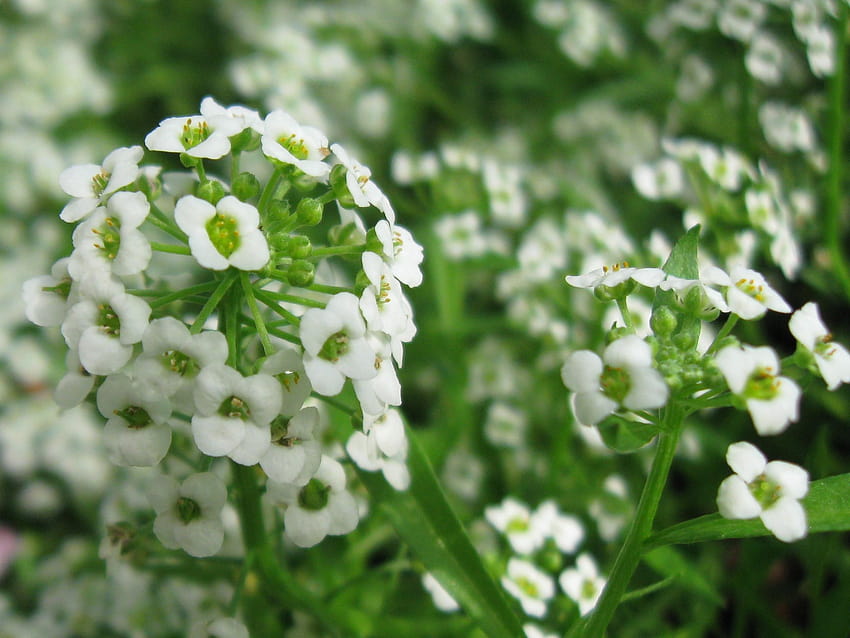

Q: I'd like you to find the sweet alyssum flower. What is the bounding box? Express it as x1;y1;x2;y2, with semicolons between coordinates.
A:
149;472;227;557
59;145;143;223
559;553;606;616
261;109;330;178
703;266;791;320
565;263;666;296
145;99;245;160
561;335;668;426
789;302;850;391
533;500;585;554
331;142;395;223
716;441;809;542
175;195;270;271
715;344;801;435
346;407;410;491
22;257;75;327
500;557;555;618
259;406;322;486
485;497;546;555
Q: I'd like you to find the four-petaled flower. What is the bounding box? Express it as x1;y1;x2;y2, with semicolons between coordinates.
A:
789;302;850;391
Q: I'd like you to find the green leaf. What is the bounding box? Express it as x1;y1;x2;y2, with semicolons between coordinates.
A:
644;472;850;549
653;224;701;346
354;429;525;638
643;546;722;604
597;415;660;453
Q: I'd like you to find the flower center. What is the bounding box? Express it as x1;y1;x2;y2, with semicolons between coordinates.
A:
218;395;251;419
581;578;598;601
319;330;350;362
276;369;301;391
743;366;779;400
377;277;392;307
748;474;781;508
516;576;540;598
278;133;309;160
114;405;153;429
94;216;122;260
270;416;296;446
205;213;241;258
600;366;631;403
91;170;109;197
735;278;766;303
98;303;121;336
41;278;72;299
181;119;211;150
814;335;837;359
176;496;202;523
506;516;530;534
298;478;330;511
160;349;197;377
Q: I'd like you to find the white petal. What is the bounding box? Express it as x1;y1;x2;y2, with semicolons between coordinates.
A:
285;507;329;548
79;330;132;375
788;302;825;351
623;369;668;410
760;497;807;542
177;518;224;556
561;351;603;393
764;461;809;499
726;441;766;481
572;392;617;426
603;336;652;369
717;475;761;519
228;422;270;466
228;231;269;271
192;415;244;457
326;491;359;535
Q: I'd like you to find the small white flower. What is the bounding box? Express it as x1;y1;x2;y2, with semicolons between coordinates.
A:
434;211;489;261
501;558;555;618
145;106;242;159
260;346;313;417
746;32;784;84
715;344;801;435
266;455;359;547
191;364;282;465
189;617;250;638
331;143;395;223
759;102;816;154
659;273;729;314
259;406;322;486
532;501;585;554
149;472;227;557
805;26;835;77
175;195;270;271
61;274;151;376
347;407;410;490
59;145;144;223
69;191;151;278
22;257;75;327
485;497;546;555
199;96;264;137
375;219;424;288
484;402;527;448
561;335;668;426
631;158;684;200
524;624;558;638
717;0;766;42
352;333;402;415
359;252;412;338
559;553;606;616
422;572;460;613
565;263;666;292
703;266;791;320
261;109;330;178
697;145;751;191
483;160;527;227
96;374;172;467
717;441;809;542
300;292;378;396
789;302;850;390
55;349;96;409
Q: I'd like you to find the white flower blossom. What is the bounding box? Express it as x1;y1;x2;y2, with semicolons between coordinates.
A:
703;266;791;320
485;497;546;555
259;406;322;486
532;501;585;554
22;257;75;327
175;195;270;271
561;335;668;426
347;407;410;490
149;472;227;557
375;219;424;288
631;157;684;200
565;263;666;292
559;553;606;616
260;346;313;417
59;145;144;223
145;103;243;159
331;143;395;223
789;302;850;390
261;109;330;178
501;558;555;618
715;344;801;435
717;441;809;542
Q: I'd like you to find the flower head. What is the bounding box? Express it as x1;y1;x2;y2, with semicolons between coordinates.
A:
789;302;850;391
149;472;227;557
500;558;555;618
559;553;606;616
704;266;791;320
261;109;330;178
59;145;144;223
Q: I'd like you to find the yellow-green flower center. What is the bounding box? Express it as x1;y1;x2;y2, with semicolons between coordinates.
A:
298;478;330;511
160;350;197;377
205;213;241;258
743;366;779;400
94;216;121;260
98;303;121;336
176;496;201;523
735;278;766;303
319;331;350;362
181;119;211;150
91;170;109;197
516;577;539;598
278;133;309;160
600;366;631;403
218;395;250;420
748;474;781;508
115;405;153;429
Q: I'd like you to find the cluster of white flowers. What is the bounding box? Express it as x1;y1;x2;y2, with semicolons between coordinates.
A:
23;97;423;556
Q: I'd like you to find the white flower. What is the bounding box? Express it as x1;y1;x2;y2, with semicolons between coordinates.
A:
759;102;816;154
717;441;809;542
261;109;330;178
22;257;75;327
532;501;585;554
55;349;95;409
149;472;227;557
434;211;489;261
561;335;668;426
352;334;402;416
61;274;151;376
658;273;729;314
175;195;270;271
331;143;395;223
375;220;424;288
300;292;378;396
717;0;766;42
189;618;250;638
259;406;322;486
483;160;527;227
715;344;801;435
631;158;684;200
789;302;850;390
191;364;282;465
359;252;413;339
500;558;555;618
559;553;606;616
133;317;229;413
565;263;666;292
703;266;791;320
59;145;144;223
199;96;264;137
260;347;313;417
422;572;460;613
266;455;359;548
485;497;546;555
96;374;172;467
484;402;527;448
347;407;410;491
145;104;243;159
746;32;784;84
697;145;751;191
69;191;151;278
805;26;835;77
524;624;558;638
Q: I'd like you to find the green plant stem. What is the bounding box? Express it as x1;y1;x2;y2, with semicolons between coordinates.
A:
258;167;284;217
705;314;738;355
150;241;191;256
253;288;301;326
146;207;188;243
149;281;219;309
195;160;208;184
241;273;274;356
310;244;367;258
826;2;850;300
257;289;327;309
306;282;350;295
580;408;684;638
190;272;237;334
616;297;634;331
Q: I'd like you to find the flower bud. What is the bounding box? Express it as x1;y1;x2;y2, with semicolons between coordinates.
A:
231;172;260;201
296;197;324;226
195;180;226;205
287;235;312;259
330;163;356;208
229;128;259;153
287;260;315;287
650;306;678;337
268;199;291;221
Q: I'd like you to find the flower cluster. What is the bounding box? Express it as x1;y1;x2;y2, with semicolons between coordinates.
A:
23;97;423;555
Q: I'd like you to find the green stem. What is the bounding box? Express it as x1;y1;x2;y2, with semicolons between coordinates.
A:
241;273;274;356
150;241;191;256
580;408;684;638
826;3;850;300
258;167;284;218
253;288;302;327
265;325;301;346
616;297;634;331
306;282;352;295
705;314;738;355
310;244;367;258
148;281;219;309
146;207;188;243
258;289;327;309
195;160;208;184
190;272;237;334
